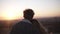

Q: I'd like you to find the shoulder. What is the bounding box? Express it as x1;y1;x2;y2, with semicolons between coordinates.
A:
32;19;39;23
18;20;32;25
14;20;32;27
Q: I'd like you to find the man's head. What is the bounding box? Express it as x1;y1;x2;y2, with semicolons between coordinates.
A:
23;9;34;20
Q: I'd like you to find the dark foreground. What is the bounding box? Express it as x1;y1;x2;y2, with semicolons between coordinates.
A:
0;17;60;34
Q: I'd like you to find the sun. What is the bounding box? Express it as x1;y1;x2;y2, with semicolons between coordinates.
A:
3;11;19;20
6;12;15;19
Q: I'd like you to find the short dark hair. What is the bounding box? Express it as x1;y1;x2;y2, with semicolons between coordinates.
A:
23;9;34;19
23;9;34;15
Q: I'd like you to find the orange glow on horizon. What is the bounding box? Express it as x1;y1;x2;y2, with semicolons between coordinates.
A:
0;0;60;20
0;11;23;20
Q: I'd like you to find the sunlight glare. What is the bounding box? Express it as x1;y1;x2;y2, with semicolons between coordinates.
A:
3;11;20;20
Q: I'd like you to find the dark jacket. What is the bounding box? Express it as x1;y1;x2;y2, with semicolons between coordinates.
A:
10;19;47;34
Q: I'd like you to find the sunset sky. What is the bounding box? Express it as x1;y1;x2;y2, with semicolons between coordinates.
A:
0;0;60;20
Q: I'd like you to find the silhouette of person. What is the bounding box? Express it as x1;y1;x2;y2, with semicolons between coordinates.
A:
10;9;48;34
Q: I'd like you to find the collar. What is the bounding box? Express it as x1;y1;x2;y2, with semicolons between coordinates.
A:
22;19;32;24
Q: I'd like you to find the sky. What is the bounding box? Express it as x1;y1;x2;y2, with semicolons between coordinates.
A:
0;0;60;20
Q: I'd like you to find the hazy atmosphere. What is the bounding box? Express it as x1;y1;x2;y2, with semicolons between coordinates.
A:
0;0;60;34
0;0;60;20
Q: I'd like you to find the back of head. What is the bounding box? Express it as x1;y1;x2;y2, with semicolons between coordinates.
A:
23;9;34;20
